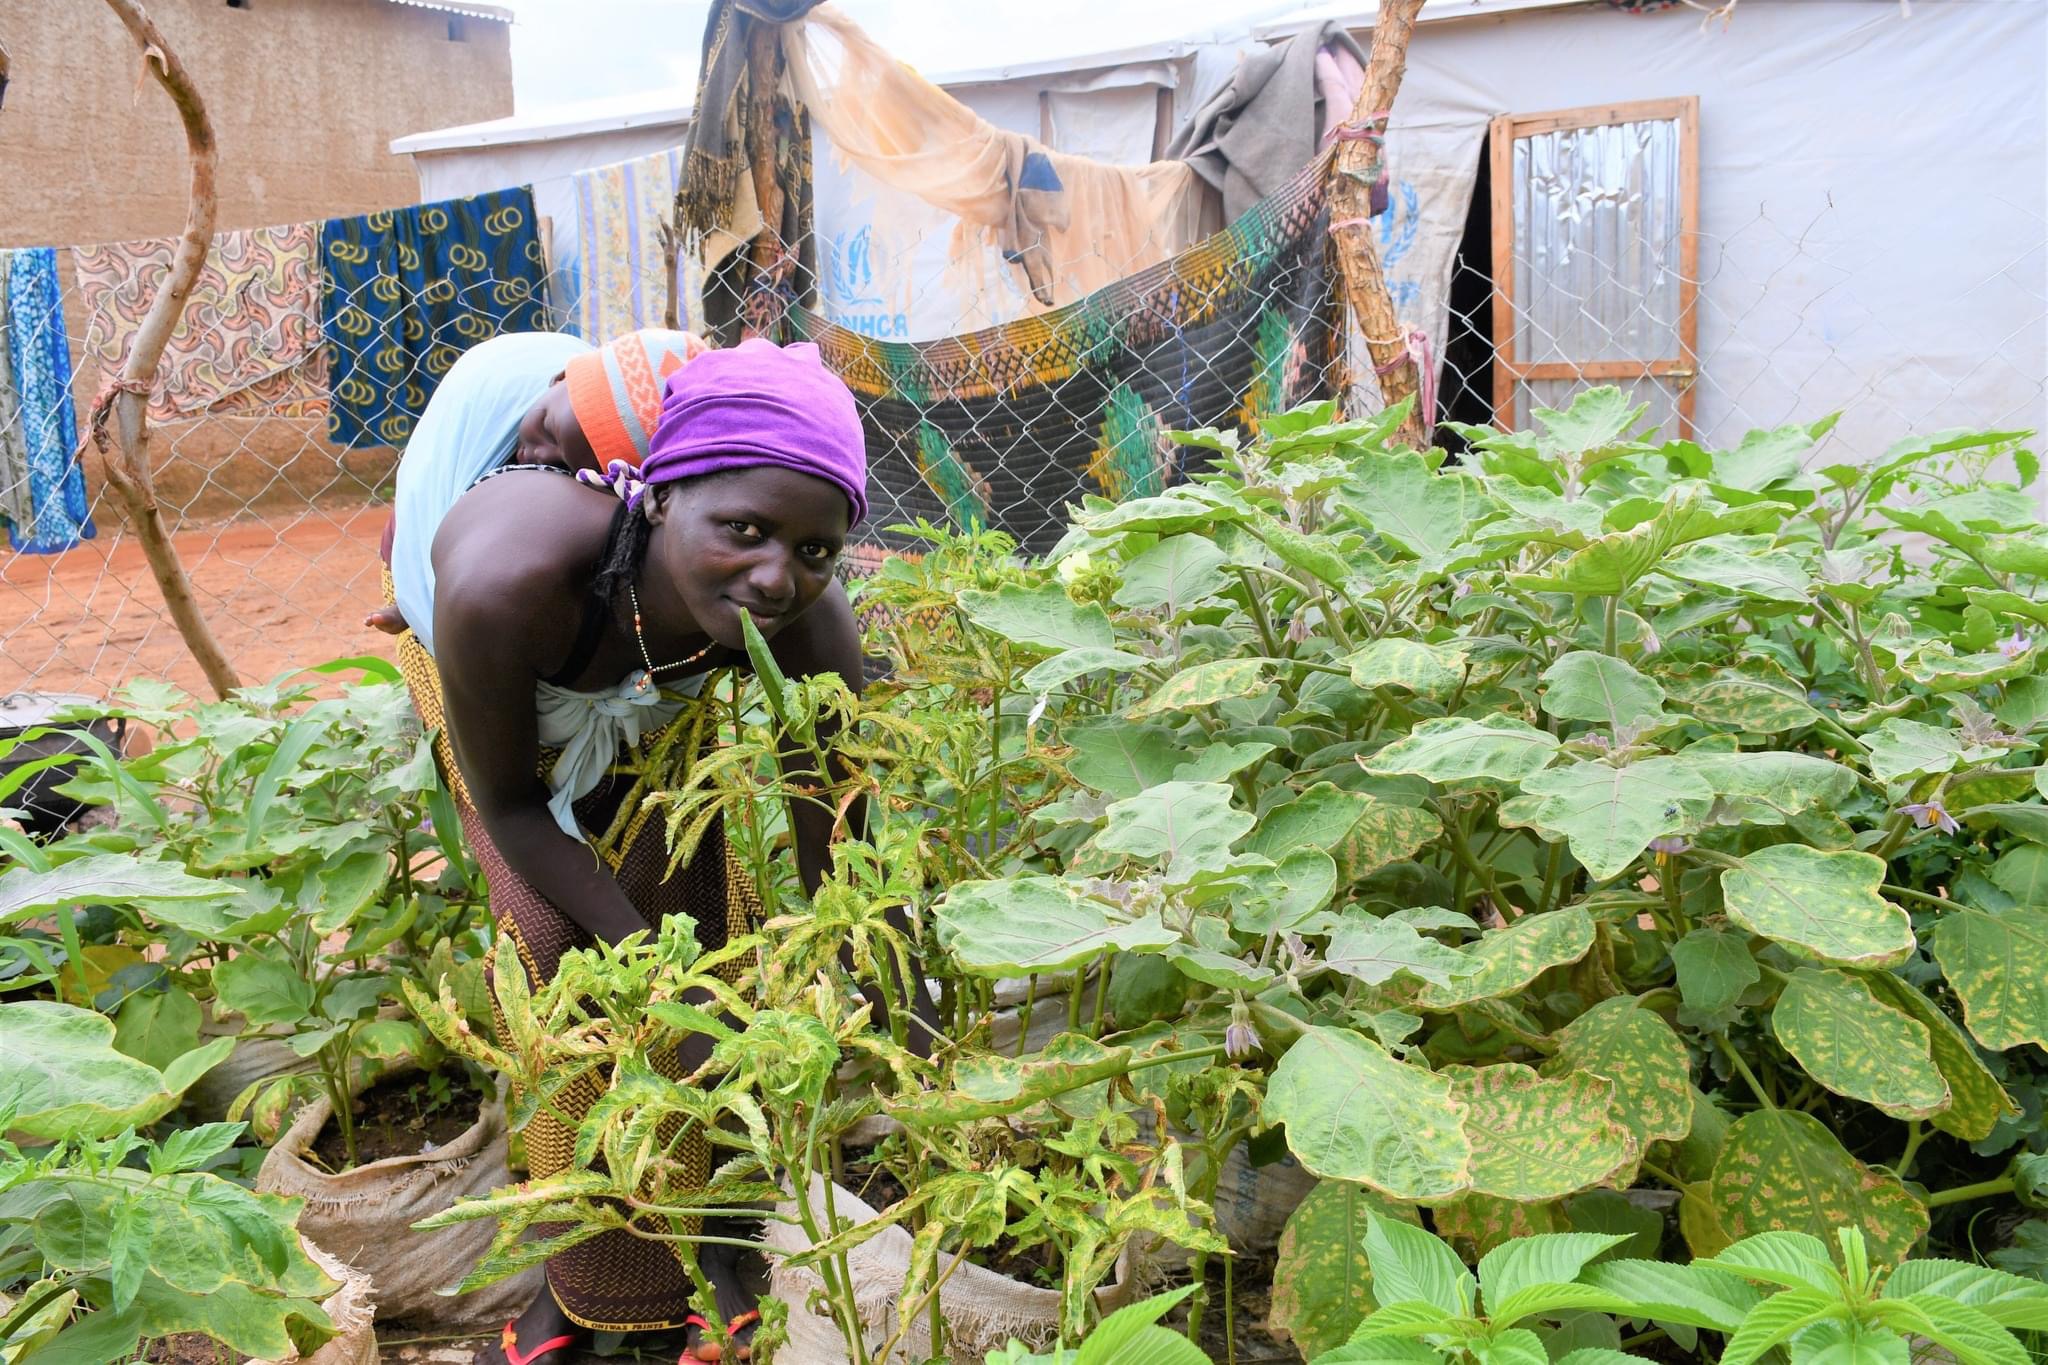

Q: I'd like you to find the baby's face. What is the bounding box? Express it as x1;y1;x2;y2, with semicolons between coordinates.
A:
514;376;597;472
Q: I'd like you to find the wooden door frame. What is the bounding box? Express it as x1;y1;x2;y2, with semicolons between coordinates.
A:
1488;95;1700;434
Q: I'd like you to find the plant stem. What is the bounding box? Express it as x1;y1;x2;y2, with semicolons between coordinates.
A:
1014;974;1038;1059
1603;593;1620;657
1641;1160;1689;1190
1883;884;1953;911
1662;859;1687;938
1716;1032;1775;1110
1443;804;1508;919
1872;809;1916;861
1224;1251;1237;1365
1896;1120;1927;1179
1235;567;1286;659
1090;949;1112;1039
1845;603;1889;703
1538;838;1566;916
1926;1176;2015;1208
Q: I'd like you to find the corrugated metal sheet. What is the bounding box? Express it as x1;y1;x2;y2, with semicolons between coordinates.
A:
381;0;514;24
1510;115;1683;369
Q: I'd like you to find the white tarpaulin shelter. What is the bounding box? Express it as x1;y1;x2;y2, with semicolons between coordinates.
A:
392;31;1243;340
1280;0;2046;462
394;0;2045;465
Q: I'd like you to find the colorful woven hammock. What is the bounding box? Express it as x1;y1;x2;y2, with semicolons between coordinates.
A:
790;152;1339;556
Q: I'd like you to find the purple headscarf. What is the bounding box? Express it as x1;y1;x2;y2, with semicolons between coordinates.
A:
637;338;868;524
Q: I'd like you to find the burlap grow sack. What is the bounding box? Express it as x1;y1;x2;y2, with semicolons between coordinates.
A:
188;1006;304;1123
190;1003;411;1127
761;1174;1142;1364
256;1075;544;1330
247;1235;378;1365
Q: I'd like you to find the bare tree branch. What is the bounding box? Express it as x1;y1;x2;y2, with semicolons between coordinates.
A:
91;0;240;698
1329;0;1430;448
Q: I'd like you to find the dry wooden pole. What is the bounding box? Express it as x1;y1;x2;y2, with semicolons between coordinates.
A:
741;17;788;338
656;218;681;331
1328;0;1430;449
94;0;240;698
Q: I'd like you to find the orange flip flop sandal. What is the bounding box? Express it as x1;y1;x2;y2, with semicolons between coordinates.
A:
681;1310;761;1362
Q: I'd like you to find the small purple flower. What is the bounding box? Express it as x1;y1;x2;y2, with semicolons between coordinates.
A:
1285;612;1313;645
1648;835;1690;856
1224;1020;1259;1061
1901;800;1961;835
1225;1002;1259;1061
1999;626;2032;661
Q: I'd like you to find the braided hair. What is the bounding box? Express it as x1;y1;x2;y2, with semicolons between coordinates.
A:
590;495;652;615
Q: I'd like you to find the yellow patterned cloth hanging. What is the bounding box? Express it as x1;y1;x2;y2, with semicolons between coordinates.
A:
568;147;707;342
71;223;328;422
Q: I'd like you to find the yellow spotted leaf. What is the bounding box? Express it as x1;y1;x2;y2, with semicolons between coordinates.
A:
1418;907;1596;1009
1769;968;1949;1119
1862;972;2019;1141
1448;1063;1636;1200
1434;1192;1571;1262
1267;1180;1422;1357
1342;638;1469;699
1720;845;1913;968
1334;804;1445;882
1542;997;1693;1177
1124;658;1274;718
1707;1110;1927;1265
1929;906;2048;1051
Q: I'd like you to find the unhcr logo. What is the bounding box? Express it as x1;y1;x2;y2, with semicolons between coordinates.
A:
826;225;908;339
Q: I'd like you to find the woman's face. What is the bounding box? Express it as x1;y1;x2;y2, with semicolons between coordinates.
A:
648;466;849;648
515;376;596;471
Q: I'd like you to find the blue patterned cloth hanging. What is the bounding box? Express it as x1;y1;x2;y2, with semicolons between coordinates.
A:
2;247;95;554
318;188;551;451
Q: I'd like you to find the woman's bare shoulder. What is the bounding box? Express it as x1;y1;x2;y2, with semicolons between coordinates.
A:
431;474;613;640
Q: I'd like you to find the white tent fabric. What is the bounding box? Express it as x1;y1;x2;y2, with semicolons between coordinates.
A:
394;0;2045;474
1344;0;2048;463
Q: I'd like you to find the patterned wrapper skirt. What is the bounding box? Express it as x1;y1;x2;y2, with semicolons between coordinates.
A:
395;617;760;1331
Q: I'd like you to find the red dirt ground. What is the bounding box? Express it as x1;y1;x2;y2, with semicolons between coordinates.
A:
0;501;395;702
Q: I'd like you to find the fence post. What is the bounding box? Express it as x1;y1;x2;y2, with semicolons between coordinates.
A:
91;0;241;699
1329;0;1430;449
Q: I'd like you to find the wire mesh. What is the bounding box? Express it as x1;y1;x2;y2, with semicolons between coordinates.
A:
2;138;2042;702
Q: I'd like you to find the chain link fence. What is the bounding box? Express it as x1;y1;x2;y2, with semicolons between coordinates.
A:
3;133;2042;703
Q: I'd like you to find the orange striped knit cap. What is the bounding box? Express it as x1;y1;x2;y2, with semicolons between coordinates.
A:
563;328;709;469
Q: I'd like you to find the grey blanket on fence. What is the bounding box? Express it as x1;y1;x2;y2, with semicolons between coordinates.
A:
1168;21;1367;224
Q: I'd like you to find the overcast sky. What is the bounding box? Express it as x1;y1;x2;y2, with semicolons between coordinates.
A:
502;0;1332;111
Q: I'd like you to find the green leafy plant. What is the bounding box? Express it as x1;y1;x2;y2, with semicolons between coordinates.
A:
407;827;1224;1363
0;1003;337;1364
1314;1214;2048;1365
987;1285;1213;1363
0;662;490;1166
899;391;2043;1286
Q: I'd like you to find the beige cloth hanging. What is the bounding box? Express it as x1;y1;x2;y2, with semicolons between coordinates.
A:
782;4;1204;309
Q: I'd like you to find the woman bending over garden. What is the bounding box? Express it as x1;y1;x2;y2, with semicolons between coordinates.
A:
389;336;930;1362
